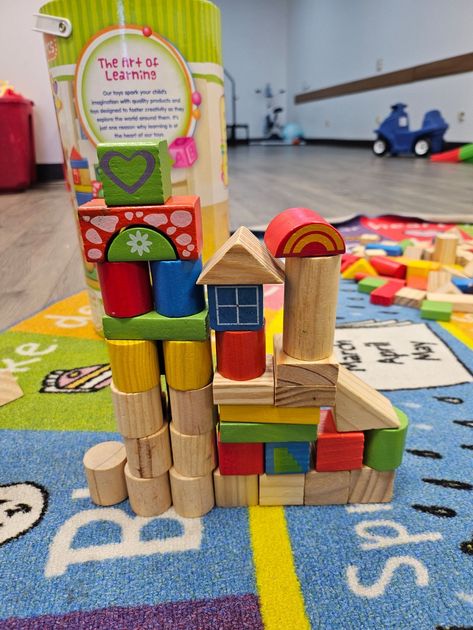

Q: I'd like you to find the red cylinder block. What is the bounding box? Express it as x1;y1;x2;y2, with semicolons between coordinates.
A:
97;261;153;318
216;327;266;381
369;256;406;279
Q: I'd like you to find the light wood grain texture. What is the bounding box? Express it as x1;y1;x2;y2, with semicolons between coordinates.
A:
304;470;350;505
83;441;128;506
169;383;216;435
432;233;459;265
213;469;259;507
163;339;213;391
212;354;274;404
169;423;216;477
393;287;426;308
124;465;172;516
426;292;473;312
359;234;380;244
334;365;400;432
275;385;336;407
349;466;395;503
274;333;338;386
0;371;23;407
456;250;473;266
403;245;425;260
169;467;215;517
259;473;305;506
219;403;320;425
107;339;160;393
111;383;164;438
124;421;172;479
283;256;340;361
427;270;452;292
463;260;473;278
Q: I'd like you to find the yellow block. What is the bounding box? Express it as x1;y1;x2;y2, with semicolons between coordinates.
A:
397;258;441;275
219;404;320;425
342;258;378;279
74;183;93;193
107;340;159;393
163;340;212;391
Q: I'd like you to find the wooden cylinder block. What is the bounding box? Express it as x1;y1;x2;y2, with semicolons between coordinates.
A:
283;256;340;360
97;261;153;318
124;464;171;517
169;383;216;435
83;441;128;506
433;233;459;265
213;469;259;507
107;339;159;393
170;423;216;477
169;467;215;517
151;258;205;318
216;328;266;380
124;421;172;478
111;383;164;438
163;340;213;391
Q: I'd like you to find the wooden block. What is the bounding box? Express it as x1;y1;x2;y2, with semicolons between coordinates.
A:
169;424;216;477
394;287;426;308
364;248;388;258
207;284;264;331
283;255;341;361
432;233;459;265
97;261;153;318
315;409;364;472
369;256;406;278
0;371;23;407
219;421;317;443
163;340;212;391
304;470;350;505
349;466;395;503
370;280;405;306
427;270;452;292
125;465;172;516
464;260;473;278
83;441;128;506
102;308;209;341
426;292;473;313
97;140;172;206
213;469;259;506
265;441;312;474
259;473;305;506
216;328;266;380
107;340;159;393
406;274;428;290
197;226;285;285
217;435;264;475
169;467;215;517
111;382;164;438
212;354;274;405
359;233;380;244
452;276;473;294
341;253;360;271
124;421;172;478
403;245;425;260
151;259;205;318
169;383;216;435
274;385;336;407
219;403;320;425
420;299;452;321
334;365;400;432
358;276;387;294
107;226;177;262
456;250;473;267
364;407;408;471
341;258;378;279
273;333;338;387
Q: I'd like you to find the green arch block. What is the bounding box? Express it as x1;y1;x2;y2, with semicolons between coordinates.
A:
363;407;409;471
107;227;177;262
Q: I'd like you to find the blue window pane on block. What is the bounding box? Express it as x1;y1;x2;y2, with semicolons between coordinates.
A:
217;306;238;324
238;306;259;325
217;287;237;305
237;286;258;305
207;285;264;331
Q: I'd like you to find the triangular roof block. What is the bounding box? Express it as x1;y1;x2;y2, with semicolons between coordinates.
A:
334;366;400;431
197;226;285;285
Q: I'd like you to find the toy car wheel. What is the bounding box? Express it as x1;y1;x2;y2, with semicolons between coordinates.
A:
414;138;431;157
372;138;388;156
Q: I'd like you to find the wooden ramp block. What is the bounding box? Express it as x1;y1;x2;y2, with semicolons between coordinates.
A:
349;466;395;503
273;333;338;387
219;421;317;443
304;470;350;505
217;435;264;475
0;371;23;407
219;403;319;425
216;328;266;381
433;233;459;265
275;385;336;407
163;339;213;391
334;365;400;432
103;308;209;341
212;355;274;405
213;469;259;506
125;465;172;516
394;287;426;308
83;441;128;506
107;340;159;393
124;421;172;478
169;467;215;517
169;383;216;435
111;383;164;438
170;424;216;477
363;408;408;471
259;473;305;506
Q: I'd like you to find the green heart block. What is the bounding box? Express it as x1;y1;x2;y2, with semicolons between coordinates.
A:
363;407;409;471
107;227;177;262
97;140;172;207
103;308;209;341
218;421;317;443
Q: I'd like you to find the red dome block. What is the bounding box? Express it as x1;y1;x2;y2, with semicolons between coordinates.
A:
97;261;153;318
216;328;266;381
264;207;346;258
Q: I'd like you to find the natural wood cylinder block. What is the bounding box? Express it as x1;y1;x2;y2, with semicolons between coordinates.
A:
124;464;171;516
432;233;459;265
124;421;172;478
83;441;128;506
213;469;258;507
169;467;215;517
163;340;213;391
283;256;340;361
107;339;160;393
170;424;216;477
111;383;164;438
169;383;216;435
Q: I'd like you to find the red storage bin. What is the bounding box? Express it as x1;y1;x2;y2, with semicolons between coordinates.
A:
0;90;36;191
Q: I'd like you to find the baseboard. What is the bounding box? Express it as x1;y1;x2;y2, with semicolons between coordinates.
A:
303;138;465;150
36;163;64;182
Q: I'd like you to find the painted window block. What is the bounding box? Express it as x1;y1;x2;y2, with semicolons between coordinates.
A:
265;441;311;474
208;285;264;331
169;137;198;168
151;258;205;318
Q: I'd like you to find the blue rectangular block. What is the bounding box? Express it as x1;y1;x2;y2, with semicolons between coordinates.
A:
265;441;312;474
207;285;264;331
452;277;473;294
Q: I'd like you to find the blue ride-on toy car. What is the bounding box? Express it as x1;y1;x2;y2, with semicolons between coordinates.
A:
373;103;448;157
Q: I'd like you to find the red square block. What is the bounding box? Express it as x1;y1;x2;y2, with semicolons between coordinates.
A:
315;409;364;472
370;279;405;306
217;433;264;475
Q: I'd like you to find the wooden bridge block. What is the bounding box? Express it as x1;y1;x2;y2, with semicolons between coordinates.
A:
169;424;216;477
219;403;320;425
363;407;408;471
111;383;164;438
259;473;305;506
97;261;153;318
348;466;395;503
274;385;336;407
83;441;128;506
124;421;172;478
216;327;266;380
125;465;172;516
304;470;350;505
107;340;160;393
169;467;215;517
265;441;311;474
213;469;259;506
273;333;338;387
168;383;216;435
151;259;205;318
102;308;209;341
217;434;264;475
219;421;317;443
163;339;213;391
212;354;274;405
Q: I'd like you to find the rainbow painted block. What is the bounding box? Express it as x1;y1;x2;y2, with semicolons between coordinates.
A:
265;441;311;474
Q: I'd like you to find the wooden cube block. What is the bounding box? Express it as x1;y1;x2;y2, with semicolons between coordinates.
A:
217;435;264;475
213;469;259;506
349;466;395;503
304;470;350;505
273;333;338;387
212;355;274;405
259;473;305;506
265;441;311;474
315;409;364;472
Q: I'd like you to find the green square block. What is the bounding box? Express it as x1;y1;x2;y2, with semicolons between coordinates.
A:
358;276;387;294
97;140;172;206
420;299;452;322
103;309;209;341
363;407;409;471
218;421;317;443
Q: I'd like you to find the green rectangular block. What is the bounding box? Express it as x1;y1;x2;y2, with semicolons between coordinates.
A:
420;299;452;322
219;421;317;443
103;309;209;341
358;276;387;294
399;239;414;252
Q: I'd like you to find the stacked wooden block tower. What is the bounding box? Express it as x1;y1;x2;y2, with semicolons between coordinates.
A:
78;141;408;516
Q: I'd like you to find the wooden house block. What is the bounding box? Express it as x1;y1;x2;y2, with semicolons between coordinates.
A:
169;467;215;517
151;259;205;318
83;441;128;506
432;233;459;265
334;365;400;432
0;371;23;407
304;470;350;505
125;465;172;517
111;383;164;438
265;441;312;474
212;355;274;405
358;276;387;294
97;261;153;318
163;339;212;391
213;469;259;506
363;407;408;471
217;434;264;475
207;285;264;332
349;466;395;503
426;292;473;312
107;340;160;393
369;257;406;279
273;333;338;387
274;385;336;407
370;280;405;306
420;299;452;321
124;421;172;479
216;328;266;380
102;308;209;341
168;383;216;435
393;287;426;308
219;421;317;443
219;404;320;425
169;424;216;477
259;473;305;506
315;409;364;472
341;258;378;280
